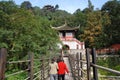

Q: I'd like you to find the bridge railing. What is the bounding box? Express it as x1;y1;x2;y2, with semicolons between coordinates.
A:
68;48;120;80
86;48;120;80
0;48;51;80
68;52;87;80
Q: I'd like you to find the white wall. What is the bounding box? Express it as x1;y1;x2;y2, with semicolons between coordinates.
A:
63;41;82;49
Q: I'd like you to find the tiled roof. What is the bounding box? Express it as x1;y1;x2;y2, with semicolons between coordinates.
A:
51;23;80;31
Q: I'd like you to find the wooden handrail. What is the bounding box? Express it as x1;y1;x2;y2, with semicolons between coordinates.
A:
87;48;120;80
91;63;120;75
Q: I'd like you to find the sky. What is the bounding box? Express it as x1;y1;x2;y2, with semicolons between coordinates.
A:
1;0;109;14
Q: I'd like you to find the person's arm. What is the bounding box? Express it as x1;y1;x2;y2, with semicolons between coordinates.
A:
56;62;59;71
49;64;51;72
64;63;69;73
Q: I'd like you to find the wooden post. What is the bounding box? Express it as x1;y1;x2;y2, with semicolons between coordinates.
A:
47;58;50;78
40;59;43;80
28;52;34;80
40;57;45;80
42;58;45;80
0;48;7;80
91;48;98;80
86;48;91;80
80;52;83;78
76;53;80;80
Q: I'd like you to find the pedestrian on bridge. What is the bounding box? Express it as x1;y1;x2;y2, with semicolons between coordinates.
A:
49;58;59;80
57;59;69;80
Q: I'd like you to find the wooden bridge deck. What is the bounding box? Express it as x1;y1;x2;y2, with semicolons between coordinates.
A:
63;57;73;80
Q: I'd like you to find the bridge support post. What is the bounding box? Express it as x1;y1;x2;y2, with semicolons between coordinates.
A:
80;52;83;78
76;53;80;80
91;48;98;80
0;48;7;80
86;48;91;80
28;52;34;80
41;58;45;80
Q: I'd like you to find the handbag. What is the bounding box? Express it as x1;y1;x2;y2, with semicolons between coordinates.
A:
65;74;69;80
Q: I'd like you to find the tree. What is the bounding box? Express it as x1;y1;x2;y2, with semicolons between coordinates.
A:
79;11;110;48
73;9;86;27
0;1;60;60
55;4;59;10
32;6;42;16
0;0;17;14
43;5;55;12
21;1;32;9
101;0;120;44
83;0;94;13
88;0;94;11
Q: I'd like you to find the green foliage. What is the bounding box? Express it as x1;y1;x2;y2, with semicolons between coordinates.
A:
101;0;120;44
79;11;110;47
20;1;32;9
32;6;42;16
47;10;72;26
0;1;60;61
0;1;17;14
6;69;27;80
97;56;120;76
94;33;110;48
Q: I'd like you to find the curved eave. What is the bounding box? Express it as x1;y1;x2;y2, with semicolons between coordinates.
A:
51;24;80;31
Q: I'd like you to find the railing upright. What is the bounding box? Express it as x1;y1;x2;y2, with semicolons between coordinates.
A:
76;53;80;80
91;48;98;80
0;48;7;80
80;52;83;78
28;52;34;80
86;48;91;80
41;58;45;80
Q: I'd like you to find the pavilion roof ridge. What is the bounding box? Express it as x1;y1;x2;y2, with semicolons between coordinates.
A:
51;23;80;31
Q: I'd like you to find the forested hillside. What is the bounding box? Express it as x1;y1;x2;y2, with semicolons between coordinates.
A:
0;0;120;59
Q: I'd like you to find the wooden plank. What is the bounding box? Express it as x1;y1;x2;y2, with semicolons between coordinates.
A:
28;52;34;80
0;48;7;80
91;48;98;80
80;52;83;77
86;48;91;80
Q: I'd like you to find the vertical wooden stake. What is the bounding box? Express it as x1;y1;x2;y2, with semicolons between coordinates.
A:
28;52;34;80
86;48;91;80
41;57;45;80
76;53;80;79
92;48;98;80
0;48;7;80
80;52;83;77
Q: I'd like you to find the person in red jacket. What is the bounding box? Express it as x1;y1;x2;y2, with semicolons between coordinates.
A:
57;59;69;80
